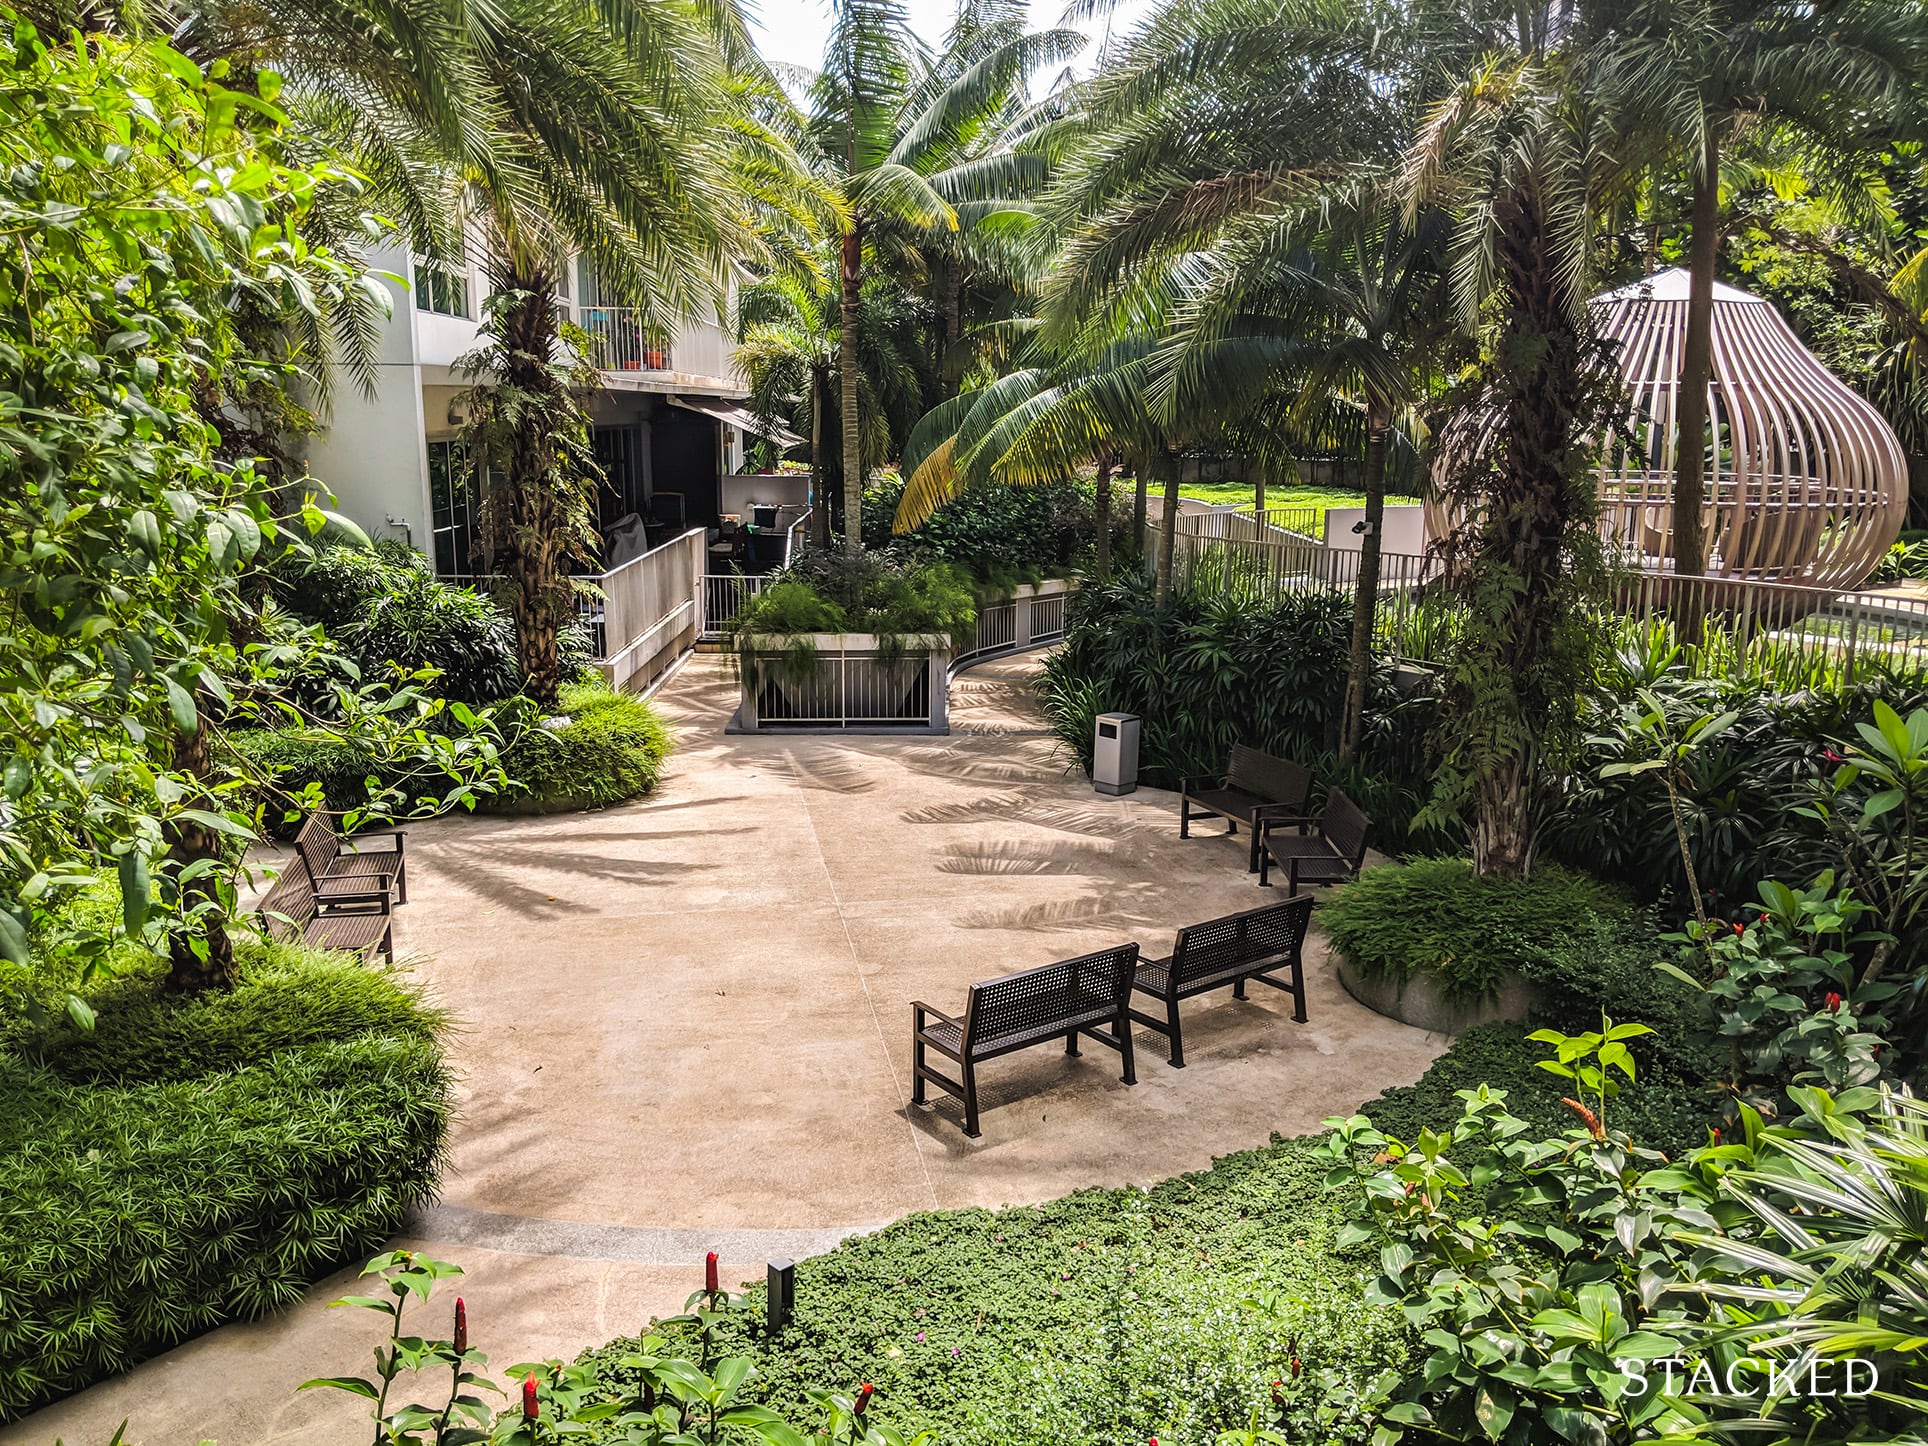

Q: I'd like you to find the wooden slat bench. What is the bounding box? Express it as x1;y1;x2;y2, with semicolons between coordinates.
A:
911;943;1140;1138
1180;745;1314;872
1257;786;1371;892
296;811;407;902
257;857;395;962
1129;895;1314;1067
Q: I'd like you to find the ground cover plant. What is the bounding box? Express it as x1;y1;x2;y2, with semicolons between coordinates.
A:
0;937;450;1421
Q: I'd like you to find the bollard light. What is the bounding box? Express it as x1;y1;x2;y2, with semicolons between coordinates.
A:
767;1257;795;1335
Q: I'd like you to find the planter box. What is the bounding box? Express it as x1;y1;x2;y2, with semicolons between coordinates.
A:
1337;955;1537;1036
729;633;952;734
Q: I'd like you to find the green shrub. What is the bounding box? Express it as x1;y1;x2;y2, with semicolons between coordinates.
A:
861;473;1116;580
1320;857;1632;1002
0;942;450;1421
734;552;979;646
485;679;671;813
231;728;387;823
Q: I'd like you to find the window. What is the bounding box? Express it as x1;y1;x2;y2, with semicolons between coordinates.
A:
428;440;483;577
413;260;470;318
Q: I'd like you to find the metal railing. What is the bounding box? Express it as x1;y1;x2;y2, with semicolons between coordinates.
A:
588;528;705;691
734;638;950;732
1154;514;1928;689
949;582;1078;673
580;306;672;373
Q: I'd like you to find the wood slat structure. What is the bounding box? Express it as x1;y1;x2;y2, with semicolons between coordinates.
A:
1428;268;1907;587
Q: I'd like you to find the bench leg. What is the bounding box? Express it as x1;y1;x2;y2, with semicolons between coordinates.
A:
1233;976;1248;1001
397;861;408;906
911;1029;928;1107
961;1059;981;1139
1288;859;1301;896
1118;1016;1137;1086
1165;996;1185;1068
1258;847;1272;887
1290;955;1308;1022
1065;1029;1080;1057
1179;796;1190;839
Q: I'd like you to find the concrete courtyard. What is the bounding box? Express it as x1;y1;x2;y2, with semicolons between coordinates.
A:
12;651;1445;1446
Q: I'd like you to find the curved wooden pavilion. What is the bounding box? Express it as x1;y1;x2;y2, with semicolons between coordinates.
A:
1428;267;1907;588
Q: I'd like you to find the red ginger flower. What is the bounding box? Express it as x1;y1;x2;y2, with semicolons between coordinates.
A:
522;1374;539;1421
706;1251;719;1295
1270;1380;1286;1409
853;1384;874;1417
454;1297;467;1355
1826;991;1843;1012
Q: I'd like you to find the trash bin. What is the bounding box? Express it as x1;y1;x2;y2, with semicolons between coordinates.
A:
1092;712;1140;796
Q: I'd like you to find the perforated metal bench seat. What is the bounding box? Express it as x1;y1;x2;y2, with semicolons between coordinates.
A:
1257;786;1372;893
1180;745;1314;872
911;944;1139;1138
1129;895;1314;1067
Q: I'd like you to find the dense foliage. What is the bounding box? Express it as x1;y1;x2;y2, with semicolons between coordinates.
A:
861;473;1121;584
485;682;673;814
1321;857;1634;1003
238;680;671;819
0;939;449;1420
731;552;980;646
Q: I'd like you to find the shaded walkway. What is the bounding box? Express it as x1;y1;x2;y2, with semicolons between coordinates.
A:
14;651;1444;1446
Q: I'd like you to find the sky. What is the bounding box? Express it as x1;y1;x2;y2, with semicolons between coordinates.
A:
745;0;1156;77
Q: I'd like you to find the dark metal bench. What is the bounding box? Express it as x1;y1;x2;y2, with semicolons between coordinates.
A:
1180;745;1314;872
1129;896;1313;1066
1258;786;1371;892
296;811;407;902
911;943;1140;1138
257;856;395;961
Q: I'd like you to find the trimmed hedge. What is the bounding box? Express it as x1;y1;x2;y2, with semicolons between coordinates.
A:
1320;857;1633;1003
483;680;671;814
0;941;450;1421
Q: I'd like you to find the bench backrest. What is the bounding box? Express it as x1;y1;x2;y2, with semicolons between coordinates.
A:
256;860;318;942
964;943;1140;1054
295;811;341;882
1320;787;1372;868
1226;745;1312;810
1168;895;1313;986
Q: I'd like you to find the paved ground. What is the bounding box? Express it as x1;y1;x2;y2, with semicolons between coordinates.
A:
12;652;1445;1446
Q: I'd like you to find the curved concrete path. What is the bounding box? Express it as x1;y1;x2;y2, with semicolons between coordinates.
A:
12;651;1444;1446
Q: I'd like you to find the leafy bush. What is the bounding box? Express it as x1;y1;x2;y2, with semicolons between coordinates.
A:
272;540;528;704
231;728;388;820
732;552;979;646
1320;857;1633;1003
0;940;450;1420
484;679;671;813
863;473;1117;580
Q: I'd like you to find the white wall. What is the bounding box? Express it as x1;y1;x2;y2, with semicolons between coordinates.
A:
299;245;432;550
720;473;809;514
1324;504;1428;557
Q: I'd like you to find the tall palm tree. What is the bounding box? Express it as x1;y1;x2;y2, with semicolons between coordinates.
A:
736;247;936;545
1157;206;1460;760
807;0;1080;545
171;0;777;703
1577;0;1928;574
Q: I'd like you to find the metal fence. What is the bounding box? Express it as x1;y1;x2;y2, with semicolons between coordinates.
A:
699;508;813;639
949;582;1078;673
1152;515;1928;690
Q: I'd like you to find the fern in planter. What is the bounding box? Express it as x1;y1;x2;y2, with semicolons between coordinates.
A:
727;554;977;690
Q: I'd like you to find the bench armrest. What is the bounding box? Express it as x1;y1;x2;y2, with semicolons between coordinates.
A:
1256;812;1314;838
1177;774;1229;794
313;886;394;914
339;830;406;857
1249;801;1308;821
911;1000;962;1030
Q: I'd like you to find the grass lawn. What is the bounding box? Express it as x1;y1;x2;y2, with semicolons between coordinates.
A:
1175;481;1420;523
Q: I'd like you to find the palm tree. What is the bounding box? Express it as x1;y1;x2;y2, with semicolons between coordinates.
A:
807;0;1080;545
736;246;936;546
175;0;774;703
1157;205;1460;761
1577;0;1928;575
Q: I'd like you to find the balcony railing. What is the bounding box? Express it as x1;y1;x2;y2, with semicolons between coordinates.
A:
580;306;671;373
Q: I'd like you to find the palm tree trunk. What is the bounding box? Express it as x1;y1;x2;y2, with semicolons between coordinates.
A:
1672;129;1719;578
810;363;830;550
1154;450;1181;607
1339;413;1390;763
839;221;865;548
1254;463;1266;516
1094;452;1114;581
940;263;965;398
164;722;236;993
498;270;568;706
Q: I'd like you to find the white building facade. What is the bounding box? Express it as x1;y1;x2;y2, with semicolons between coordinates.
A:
301;241;796;576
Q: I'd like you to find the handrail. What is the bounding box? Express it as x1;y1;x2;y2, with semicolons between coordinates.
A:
593;526;708;582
